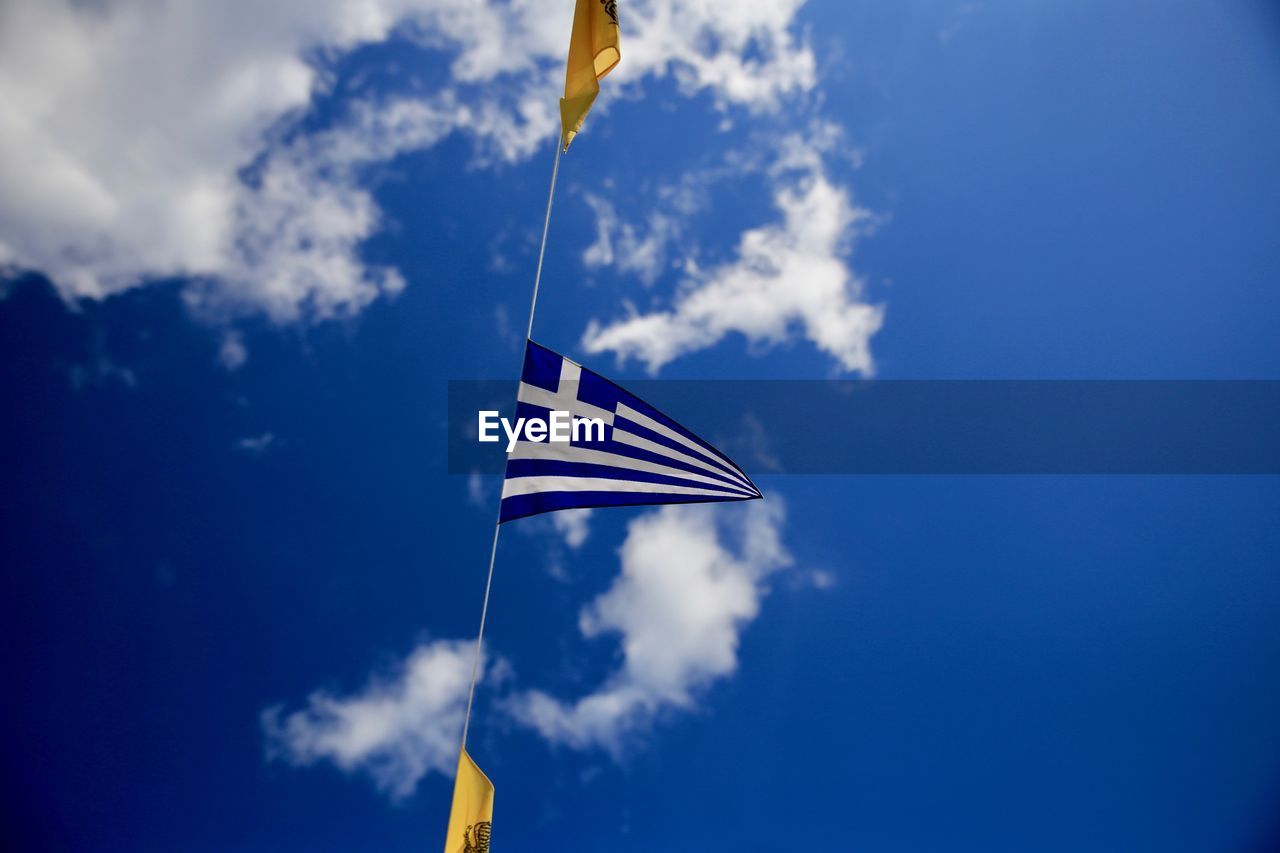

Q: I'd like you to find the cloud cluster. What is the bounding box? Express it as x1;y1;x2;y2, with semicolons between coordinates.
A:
0;0;817;322
262;639;478;800
14;0;847;801
0;0;430;312
263;500;790;795
581;130;884;374
509;500;790;753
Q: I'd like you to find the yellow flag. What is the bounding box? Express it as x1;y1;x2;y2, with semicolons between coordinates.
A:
560;0;621;150
442;748;494;853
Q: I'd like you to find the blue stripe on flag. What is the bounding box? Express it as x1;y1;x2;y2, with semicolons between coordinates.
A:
500;489;757;524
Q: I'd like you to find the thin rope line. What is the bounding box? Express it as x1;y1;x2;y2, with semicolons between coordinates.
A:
526;140;563;340
459;516;501;749
459;136;565;750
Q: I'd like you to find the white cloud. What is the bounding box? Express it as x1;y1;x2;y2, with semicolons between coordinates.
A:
806;568;838;590
262;639;478;800
67;355;137;392
551;507;593;549
465;472;490;509
581;130;884;374
0;0;433;312
263;501;795;794
582;193;677;286
0;0;818;323
508;499;790;753
579;161;763;288
218;331;248;371
234;432;275;455
181;97;446;322
66;331;138;391
620;0;815;108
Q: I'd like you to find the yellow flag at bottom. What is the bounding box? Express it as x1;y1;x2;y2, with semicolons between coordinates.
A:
443;748;494;853
560;0;621;150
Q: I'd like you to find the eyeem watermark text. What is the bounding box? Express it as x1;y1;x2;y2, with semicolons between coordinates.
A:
478;410;606;452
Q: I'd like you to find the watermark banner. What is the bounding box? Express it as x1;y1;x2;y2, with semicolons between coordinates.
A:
448;380;1280;475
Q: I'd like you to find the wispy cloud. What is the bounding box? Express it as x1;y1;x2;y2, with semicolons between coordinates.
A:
465;471;491;509
582;192;679;286
66;331;138;391
582;128;883;374
234;433;276;456
67;355;137;392
262;639;480;800
508;500;791;753
218;331;248;371
551;507;593;550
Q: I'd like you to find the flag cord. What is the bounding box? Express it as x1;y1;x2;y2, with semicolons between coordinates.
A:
526;139;564;340
460;136;564;751
459;518;500;749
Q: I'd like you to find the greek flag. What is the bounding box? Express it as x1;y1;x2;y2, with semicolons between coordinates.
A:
500;341;762;523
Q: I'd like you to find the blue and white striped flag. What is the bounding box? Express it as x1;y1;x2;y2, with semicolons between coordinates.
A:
499;341;762;523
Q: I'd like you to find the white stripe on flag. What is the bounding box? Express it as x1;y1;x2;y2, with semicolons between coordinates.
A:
559;358;582;387
501;476;751;501
610;426;754;491
508;442;757;496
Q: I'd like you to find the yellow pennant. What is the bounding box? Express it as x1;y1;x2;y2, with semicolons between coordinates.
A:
560;0;621;150
443;748;494;853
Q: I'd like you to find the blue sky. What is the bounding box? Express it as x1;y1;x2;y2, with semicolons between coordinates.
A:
2;1;1279;850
